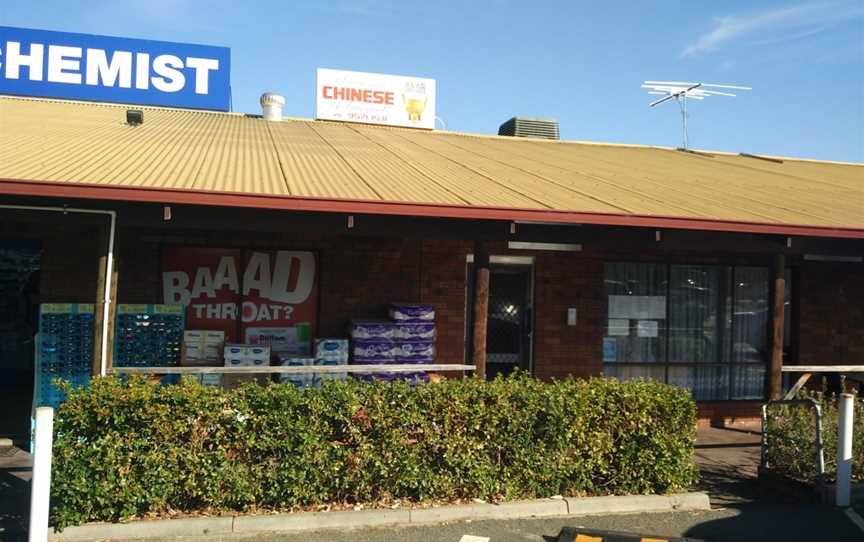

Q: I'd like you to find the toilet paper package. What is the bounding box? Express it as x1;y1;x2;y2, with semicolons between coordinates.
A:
349;320;395;341
393;323;436;342
393;341;435;364
352;372;396;384
353;372;429;386
223;344;270;388
315;356;347;383
315;339;349;363
388;303;435;323
351;340;398;363
278;356;316;388
224;344;271;366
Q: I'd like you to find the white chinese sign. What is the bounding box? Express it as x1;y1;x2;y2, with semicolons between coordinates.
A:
316;68;436;129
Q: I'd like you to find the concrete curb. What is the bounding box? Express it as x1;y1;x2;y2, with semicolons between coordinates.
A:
50;516;234;541
233;508;411;533
49;492;711;541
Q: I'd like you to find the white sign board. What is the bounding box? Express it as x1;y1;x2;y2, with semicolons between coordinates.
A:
608;319;630;336
316;68;436;129
608;295;667;320
637;320;659;338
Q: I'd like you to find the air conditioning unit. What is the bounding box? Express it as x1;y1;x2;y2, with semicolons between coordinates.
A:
498;117;560;140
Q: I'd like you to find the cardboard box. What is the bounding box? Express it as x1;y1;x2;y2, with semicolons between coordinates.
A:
245;326;310;357
182;330;225;366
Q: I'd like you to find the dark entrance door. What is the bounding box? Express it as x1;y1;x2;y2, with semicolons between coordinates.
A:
0;241;41;442
466;262;533;379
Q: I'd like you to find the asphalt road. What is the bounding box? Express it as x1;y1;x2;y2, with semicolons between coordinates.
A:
128;504;864;542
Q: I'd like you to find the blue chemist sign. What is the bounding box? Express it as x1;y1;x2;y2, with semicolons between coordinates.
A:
0;26;230;111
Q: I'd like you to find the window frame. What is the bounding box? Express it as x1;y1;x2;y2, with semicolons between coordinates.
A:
603;259;784;401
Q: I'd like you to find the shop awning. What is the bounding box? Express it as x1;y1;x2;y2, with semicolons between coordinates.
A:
0;96;862;238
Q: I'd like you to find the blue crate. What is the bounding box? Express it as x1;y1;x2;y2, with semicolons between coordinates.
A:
113;304;185;368
33;304;94;414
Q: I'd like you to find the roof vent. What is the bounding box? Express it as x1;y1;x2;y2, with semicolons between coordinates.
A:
498;117;559;140
260;92;285;122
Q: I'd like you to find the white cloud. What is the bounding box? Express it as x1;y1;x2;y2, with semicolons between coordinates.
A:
680;2;863;58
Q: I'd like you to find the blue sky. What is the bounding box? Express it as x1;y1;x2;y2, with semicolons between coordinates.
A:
2;1;862;162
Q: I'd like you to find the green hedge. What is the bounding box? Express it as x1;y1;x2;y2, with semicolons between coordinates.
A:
50;374;697;528
765;389;864;483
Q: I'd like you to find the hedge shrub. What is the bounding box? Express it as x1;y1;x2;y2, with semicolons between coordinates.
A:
50;374;697;528
765;389;864;483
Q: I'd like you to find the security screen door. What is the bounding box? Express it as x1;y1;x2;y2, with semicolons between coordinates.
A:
466;261;533;379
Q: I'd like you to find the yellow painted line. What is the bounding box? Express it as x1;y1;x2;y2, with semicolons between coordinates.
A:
575;535;603;542
642;538;669;542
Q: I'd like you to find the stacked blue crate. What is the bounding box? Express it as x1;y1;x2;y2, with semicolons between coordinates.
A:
113;304;185;383
32;303;94;411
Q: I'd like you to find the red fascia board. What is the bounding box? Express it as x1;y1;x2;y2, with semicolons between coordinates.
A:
1;177;863;240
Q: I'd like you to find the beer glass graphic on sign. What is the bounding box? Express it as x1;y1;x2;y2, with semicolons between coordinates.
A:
402;81;428;122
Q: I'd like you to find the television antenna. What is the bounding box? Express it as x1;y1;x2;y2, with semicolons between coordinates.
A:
641;81;751;149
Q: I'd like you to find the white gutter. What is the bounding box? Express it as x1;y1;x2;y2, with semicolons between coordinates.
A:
1;204;116;376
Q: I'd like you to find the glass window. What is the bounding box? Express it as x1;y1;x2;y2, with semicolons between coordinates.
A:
603;262;771;401
732;365;767;400
732;267;770;363
668;265;729;364
668;365;730;401
604;263;666;363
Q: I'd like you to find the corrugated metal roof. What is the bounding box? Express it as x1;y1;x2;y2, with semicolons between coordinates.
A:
0;96;861;237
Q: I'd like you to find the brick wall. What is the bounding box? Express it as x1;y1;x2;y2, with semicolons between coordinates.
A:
798;261;864;364
318;237;423;337
419;239;472;364
38;224;100;303
530;250;604;379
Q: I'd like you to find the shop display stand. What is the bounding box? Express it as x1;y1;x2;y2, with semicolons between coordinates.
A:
113;304;185;372
32;304;94;409
31;303;94;451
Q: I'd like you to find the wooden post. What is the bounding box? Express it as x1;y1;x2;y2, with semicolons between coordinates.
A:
92;227;108;377
105;248;119;374
770;253;786;400
472;241;490;380
92;225;118;377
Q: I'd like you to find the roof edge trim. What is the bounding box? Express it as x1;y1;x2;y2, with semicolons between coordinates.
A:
1;178;862;240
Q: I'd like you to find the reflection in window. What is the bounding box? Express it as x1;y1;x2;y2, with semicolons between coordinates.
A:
603;262;773;401
669;265;729;364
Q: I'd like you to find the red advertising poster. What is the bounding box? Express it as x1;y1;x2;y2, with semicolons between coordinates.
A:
239;250;318;356
161;248;318;349
162;247;243;341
